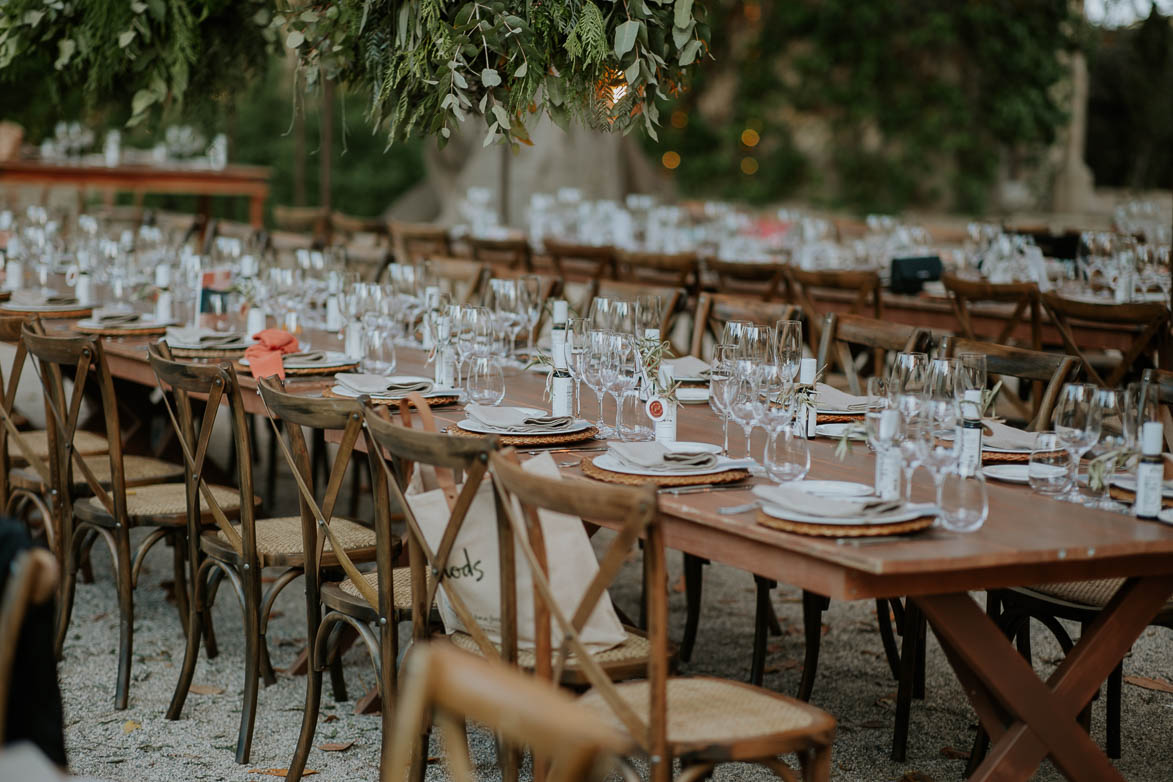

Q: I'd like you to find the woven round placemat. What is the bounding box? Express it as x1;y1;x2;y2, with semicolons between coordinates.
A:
0;290;10;302
980;450;1063;464
817;413;864;424
320;387;459;407
73;322;169;337
0;305;93;319
447;424;599;447
756;510;935;538
1107;485;1173;509
580;458;750;488
235;360;359;377
168;345;247;359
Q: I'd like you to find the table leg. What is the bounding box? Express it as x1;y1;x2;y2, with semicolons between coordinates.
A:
914;575;1173;782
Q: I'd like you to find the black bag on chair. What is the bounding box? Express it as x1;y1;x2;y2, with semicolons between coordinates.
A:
889;255;943;295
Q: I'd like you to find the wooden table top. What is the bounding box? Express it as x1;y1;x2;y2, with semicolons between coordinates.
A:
81;327;1173;603
0;159;271;184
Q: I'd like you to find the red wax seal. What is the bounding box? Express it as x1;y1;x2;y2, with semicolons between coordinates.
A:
648;399;664;419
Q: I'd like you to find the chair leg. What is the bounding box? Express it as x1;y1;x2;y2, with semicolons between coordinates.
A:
890;600;921;762
1107;661;1122;759
750;576;775;686
53;525;82;659
800;744;832;782
265;418;279;509
680;553;707;663
236;569;263;764
260;633;278;687
167;560;208;721
170;532;190;631
114;529;135;711
797;591;828;702
875;599;901;681
327;627;349;702
287;633;324;782
913;612;926;700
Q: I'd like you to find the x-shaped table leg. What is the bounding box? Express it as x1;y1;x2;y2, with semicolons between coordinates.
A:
914;575;1173;781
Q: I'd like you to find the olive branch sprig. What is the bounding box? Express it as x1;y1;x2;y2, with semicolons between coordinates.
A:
638;336;681;405
1087;447;1137;492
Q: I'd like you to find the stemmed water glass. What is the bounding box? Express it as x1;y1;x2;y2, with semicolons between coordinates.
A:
708;344;737;455
890;351;928;398
608;333;640;439
728;371;763;460
1052;383;1103;504
1086;388;1130;511
773;319;803;381
584;330;615;437
959;352;987;396
519;275;542;356
566;317;589;417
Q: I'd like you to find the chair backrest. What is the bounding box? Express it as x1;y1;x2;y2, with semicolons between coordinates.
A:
542;239;615;281
0;317;37;512
20;323;126;527
941;272;1040;349
616;249;698;291
0;547;58;744
816;312;929;396
585;279;683;339
272;205;330;240
1039;293;1170;388
690;292;801;360
386;641;630;782
389;220;451;264
944;337;1081;430
147;343;256;568
486;449;667;767
705;258;789;301
362;400;500;653
789;267;881;351
256;378;389;614
331;211;388;243
469;235;532;272
202;218;261;255
428;256;489;305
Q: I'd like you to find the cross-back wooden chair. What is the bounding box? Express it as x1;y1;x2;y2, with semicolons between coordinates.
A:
482;270;563;346
19;326;192;710
469;234;533;272
386;641;633;782
337;241;393;281
789;267;882;353
584;279;683;343
201;218;262;256
941;336;1081;430
542;238;616;282
705;258;789;301
148;346;368;765
429;256;489;305
389;219;452;265
488;449;836;782
941;272;1041;349
689;293;801;361
1039;293;1170;388
0;546;58;745
255;380;407;782
616;249;700;295
815;312;929;396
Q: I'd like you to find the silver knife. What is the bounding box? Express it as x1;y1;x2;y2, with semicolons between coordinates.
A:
659;483;752;495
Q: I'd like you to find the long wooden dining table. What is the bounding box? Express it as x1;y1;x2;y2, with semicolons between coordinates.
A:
45;329;1173;781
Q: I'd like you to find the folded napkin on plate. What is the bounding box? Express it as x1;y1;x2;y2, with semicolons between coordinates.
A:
981;420;1037;451
815;383;868;411
245;329;300;379
284;351;327;364
665;356;711;378
752;483;872;518
164;326;246;348
11;291;78;307
336;373;433;396
93;311;141;326
466;403;573;432
609;441;719;471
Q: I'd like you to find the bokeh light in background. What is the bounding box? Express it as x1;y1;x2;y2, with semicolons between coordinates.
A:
662;151;682;170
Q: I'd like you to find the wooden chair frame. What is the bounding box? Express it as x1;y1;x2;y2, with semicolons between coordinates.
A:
689;293;801;360
386;641;632;782
542;239;616;281
941;272;1041;349
470;235;533;272
616;249;699;295
815;312;929;396
789;267;881;353
585;279;684;342
428;256;490;306
705;259;789;302
1040;293;1170;388
0;547;58;744
22;324;186;711
389;220;452;266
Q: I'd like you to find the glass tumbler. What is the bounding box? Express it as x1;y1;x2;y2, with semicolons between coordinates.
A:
1029;432;1073;495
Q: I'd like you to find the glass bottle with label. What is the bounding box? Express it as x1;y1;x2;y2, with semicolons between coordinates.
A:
648;364;677;443
872;409;903;500
550;299;573;417
1134;421;1164;520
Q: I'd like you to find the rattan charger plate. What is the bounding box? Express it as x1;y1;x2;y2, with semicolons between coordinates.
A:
0;305;93;319
1107;485;1173;509
235;360;359;377
73;322;170;337
756;509;936;538
981;449;1062;464
168;345;248;358
580;457;750;488
817;413;864;424
447;423;599;447
320;387;459;407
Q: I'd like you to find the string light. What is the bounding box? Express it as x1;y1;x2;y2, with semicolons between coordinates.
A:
740;128;760;147
740;157;758;175
670;110;688;129
662;151;682;169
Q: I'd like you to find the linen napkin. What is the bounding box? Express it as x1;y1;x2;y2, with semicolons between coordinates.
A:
164;326;247;349
815;383;868;412
665;356;711;379
93;310;141;326
752;483;872;518
608;441;719;471
284;351;327;364
465;403;574;432
981;420;1037;451
244;328;300;379
11;291;78;307
335;373;433;396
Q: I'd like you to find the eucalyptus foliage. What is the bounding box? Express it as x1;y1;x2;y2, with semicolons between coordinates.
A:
278;0;711;147
0;0;277;126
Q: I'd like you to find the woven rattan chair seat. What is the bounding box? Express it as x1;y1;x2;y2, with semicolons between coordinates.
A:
9;429;108;463
448;627;652;684
1025;579;1173;611
213;516;376;566
337;567;429;610
9;454;183;491
75;481;248;526
578;676;827;751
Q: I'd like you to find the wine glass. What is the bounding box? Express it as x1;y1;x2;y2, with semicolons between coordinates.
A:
738;324;773;363
959;352;987;396
897;409;930;502
588;296;614;331
728;373;762;460
720;320;752;352
635;294;664;339
1086;388;1130;512
566;317;590;417
926;357;962;403
708;344;737;455
583;330;614;437
774;319;803;381
519;275;542;356
1029;432;1074;495
608;333;639;439
890;351;928;398
1052;383;1103;504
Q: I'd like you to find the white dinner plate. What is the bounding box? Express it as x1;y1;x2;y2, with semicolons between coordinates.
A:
0;301;85;312
1156;508;1173;526
456;417;594;435
760;501;938;527
77;316;167;329
241;350;355;369
591;452;746;478
815;423;865;439
981;464;1032;484
1111;475;1173;498
677;387;710;404
329;375;459;400
661;441;722;454
790;480;873;497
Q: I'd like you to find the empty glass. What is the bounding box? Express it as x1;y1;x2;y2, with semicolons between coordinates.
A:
708;344;737;455
1052;383;1102;504
467;355;505;405
890;351;928;398
765;418;810;483
937;470;989;533
774;319;803;381
1029;432;1074;495
1086;388;1130;512
959;353;987;396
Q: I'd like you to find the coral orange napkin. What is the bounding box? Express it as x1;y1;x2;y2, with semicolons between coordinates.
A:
244;328;299;379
